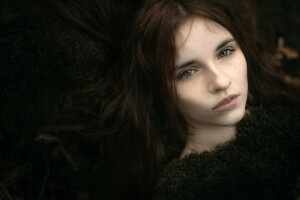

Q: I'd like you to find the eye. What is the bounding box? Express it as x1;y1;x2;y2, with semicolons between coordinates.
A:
218;48;234;58
178;69;197;79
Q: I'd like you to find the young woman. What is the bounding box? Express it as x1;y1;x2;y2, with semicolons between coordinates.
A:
2;0;298;199
114;0;300;199
119;1;300;199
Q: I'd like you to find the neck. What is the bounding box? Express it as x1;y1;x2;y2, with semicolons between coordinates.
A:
180;125;236;159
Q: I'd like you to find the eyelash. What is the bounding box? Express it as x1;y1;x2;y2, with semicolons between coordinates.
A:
178;47;235;80
178;69;197;79
218;48;235;58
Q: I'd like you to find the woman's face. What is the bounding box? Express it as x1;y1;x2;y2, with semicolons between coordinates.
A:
175;17;248;129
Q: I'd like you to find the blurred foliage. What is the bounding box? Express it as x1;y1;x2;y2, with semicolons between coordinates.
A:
240;0;300;77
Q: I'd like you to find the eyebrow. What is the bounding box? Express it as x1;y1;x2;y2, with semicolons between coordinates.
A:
175;60;197;71
215;38;235;52
175;38;236;70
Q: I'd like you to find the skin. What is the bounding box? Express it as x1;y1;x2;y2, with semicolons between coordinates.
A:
174;17;248;158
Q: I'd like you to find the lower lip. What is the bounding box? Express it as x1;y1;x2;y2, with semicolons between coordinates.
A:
213;96;239;112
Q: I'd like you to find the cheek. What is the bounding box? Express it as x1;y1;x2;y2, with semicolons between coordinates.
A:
176;81;208;113
232;55;248;100
229;52;248;85
239;57;248;86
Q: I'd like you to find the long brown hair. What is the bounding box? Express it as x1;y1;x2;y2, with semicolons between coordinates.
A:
39;0;299;199
117;0;300;198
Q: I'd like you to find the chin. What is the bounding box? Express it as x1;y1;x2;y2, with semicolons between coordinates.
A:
215;105;246;127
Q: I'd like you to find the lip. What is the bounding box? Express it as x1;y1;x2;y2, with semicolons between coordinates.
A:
212;94;240;111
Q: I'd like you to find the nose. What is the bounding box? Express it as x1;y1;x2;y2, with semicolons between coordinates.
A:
207;68;231;93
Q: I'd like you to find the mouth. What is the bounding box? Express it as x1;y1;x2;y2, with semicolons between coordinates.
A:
212;94;240;112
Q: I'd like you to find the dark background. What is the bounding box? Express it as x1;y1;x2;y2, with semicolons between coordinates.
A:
0;0;299;199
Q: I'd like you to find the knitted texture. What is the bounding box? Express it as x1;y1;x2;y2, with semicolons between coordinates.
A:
155;102;300;200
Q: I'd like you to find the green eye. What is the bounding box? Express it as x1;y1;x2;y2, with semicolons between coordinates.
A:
219;49;234;58
179;69;196;79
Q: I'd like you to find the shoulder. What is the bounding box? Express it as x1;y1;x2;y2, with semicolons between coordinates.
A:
154;100;300;200
238;100;300;140
154;145;249;200
154;153;215;200
245;98;300;123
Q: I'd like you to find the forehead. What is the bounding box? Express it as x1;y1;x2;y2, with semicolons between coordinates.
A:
175;17;231;49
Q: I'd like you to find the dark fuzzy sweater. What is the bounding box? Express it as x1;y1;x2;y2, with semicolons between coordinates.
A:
154;102;300;200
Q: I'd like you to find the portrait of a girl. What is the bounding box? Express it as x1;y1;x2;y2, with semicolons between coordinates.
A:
1;0;299;199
